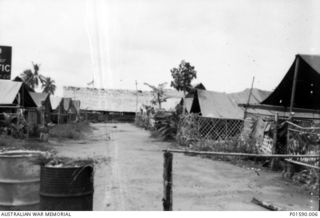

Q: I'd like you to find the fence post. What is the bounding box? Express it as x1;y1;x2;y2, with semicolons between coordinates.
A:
163;151;173;211
271;113;278;170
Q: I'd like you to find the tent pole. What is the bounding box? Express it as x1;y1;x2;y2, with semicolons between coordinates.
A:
243;76;255;119
289;55;300;114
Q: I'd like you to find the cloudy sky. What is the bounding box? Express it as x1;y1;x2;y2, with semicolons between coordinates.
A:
0;0;319;96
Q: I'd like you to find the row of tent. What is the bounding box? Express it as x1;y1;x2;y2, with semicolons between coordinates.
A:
0;79;81;126
184;54;320;121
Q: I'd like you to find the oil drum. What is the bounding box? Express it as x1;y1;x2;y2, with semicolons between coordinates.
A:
40;164;94;211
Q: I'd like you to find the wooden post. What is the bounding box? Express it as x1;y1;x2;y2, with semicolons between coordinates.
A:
289;55;300;114
243;76;255;120
163;151;173;211
271;113;278;170
58;108;60;125
318;155;320;211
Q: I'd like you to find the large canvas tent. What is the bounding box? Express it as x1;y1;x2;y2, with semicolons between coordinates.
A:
190;88;270;119
261;54;320;111
243;54;320;120
240;54;320;155
0;80;37;109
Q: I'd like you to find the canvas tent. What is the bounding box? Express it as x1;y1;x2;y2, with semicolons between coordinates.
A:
0;80;38;136
182;83;207;113
190;88;270;119
29;92;50;108
240;54;320;155
0;80;37;109
49;96;65;123
242;54;320;120
261;54;320;112
29;92;52;124
184;88;270;141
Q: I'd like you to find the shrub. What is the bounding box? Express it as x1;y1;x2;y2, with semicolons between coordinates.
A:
49;121;92;140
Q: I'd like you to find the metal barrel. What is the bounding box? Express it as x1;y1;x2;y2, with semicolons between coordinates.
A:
40;165;94;211
0;150;44;211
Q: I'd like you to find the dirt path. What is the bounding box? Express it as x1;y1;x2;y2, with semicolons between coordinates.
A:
51;123;318;211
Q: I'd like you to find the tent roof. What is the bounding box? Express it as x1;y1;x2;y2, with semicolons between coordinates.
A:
29;92;49;107
50;96;62;110
262;54;320;110
184;98;193;113
193;83;206;90
0;80;22;104
63;98;72;111
192;89;270;119
300;54;320;73
229;88;271;105
72;100;81;113
195;90;243;119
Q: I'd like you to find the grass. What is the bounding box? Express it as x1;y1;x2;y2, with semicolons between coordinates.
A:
49;121;92;140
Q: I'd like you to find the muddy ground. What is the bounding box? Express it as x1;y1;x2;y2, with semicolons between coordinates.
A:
9;123;319;210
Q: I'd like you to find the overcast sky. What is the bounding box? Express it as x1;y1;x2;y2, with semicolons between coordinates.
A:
0;0;319;96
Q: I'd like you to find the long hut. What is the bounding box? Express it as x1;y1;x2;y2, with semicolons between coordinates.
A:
63;86;154;122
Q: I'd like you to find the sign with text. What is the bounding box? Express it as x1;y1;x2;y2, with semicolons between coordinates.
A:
0;46;12;80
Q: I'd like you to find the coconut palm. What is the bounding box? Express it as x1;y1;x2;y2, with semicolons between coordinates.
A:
20;63;45;89
42;77;56;95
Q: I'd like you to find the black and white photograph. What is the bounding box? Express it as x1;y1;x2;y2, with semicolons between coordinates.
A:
0;0;319;214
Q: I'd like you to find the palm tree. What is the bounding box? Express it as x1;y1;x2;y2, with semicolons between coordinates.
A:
42;77;56;95
144;82;168;109
20;63;45;89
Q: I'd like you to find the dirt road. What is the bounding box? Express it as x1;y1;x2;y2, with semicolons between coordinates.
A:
51;123;318;211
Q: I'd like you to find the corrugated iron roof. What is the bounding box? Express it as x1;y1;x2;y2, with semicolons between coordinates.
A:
0;80;22;104
64;86;155;112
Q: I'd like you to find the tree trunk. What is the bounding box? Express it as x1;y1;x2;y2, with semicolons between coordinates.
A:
182;90;186;115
